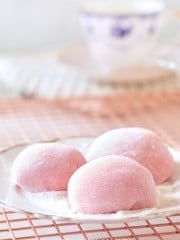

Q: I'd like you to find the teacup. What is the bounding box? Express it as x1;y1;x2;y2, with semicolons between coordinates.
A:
80;0;165;73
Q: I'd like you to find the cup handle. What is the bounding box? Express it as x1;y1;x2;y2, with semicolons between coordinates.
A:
154;10;180;70
159;10;180;45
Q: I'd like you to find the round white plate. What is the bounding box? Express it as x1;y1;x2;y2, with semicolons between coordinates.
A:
0;137;180;223
59;45;178;83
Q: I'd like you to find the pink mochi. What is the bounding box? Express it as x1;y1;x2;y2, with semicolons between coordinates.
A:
87;128;175;184
68;156;156;214
11;143;86;192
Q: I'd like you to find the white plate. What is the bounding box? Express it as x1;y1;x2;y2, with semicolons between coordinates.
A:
0;137;180;223
60;45;178;83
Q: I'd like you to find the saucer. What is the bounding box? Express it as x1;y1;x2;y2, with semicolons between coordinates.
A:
59;45;178;83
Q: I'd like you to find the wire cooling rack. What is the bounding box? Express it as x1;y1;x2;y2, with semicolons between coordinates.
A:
0;91;180;239
0;210;179;240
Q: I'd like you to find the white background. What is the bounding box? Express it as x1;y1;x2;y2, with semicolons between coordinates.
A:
0;0;179;53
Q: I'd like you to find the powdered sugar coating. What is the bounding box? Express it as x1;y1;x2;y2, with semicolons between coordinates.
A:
68;155;156;214
12;143;86;192
87;128;175;184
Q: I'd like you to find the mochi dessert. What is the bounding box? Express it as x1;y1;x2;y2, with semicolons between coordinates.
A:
12;143;86;192
87;128;174;184
68;156;156;214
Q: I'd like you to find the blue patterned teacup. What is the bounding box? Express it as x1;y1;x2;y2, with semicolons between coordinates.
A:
81;0;165;73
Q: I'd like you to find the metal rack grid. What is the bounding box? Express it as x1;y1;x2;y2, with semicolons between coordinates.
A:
0;210;179;239
0;91;180;239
